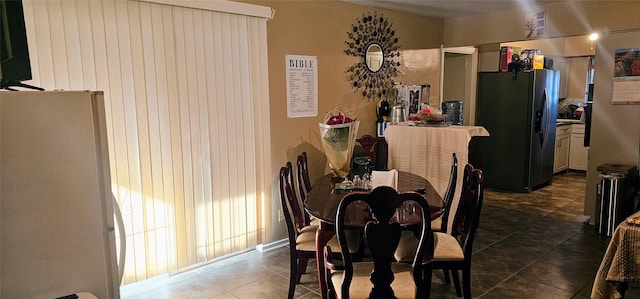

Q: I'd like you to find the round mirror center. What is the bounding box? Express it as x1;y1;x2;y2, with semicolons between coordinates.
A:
365;44;383;72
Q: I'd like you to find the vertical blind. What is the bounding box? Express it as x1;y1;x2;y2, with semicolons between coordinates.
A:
22;0;272;284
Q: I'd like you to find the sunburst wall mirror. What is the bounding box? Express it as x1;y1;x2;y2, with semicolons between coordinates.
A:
344;12;401;101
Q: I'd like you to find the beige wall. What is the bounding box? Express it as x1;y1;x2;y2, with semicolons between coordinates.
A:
567;57;590;100
502;35;596;58
444;1;640;224
585;32;640;224
241;0;444;242
396;48;442;107
243;0;640;243
445;2;640;47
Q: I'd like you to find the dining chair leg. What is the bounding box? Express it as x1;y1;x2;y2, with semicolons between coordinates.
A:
288;255;297;299
451;269;462;297
296;257;309;282
443;269;451;283
422;264;433;299
462;266;472;299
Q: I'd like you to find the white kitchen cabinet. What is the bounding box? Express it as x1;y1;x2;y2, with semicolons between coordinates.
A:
569;124;588;170
554;125;571;173
554;57;569;99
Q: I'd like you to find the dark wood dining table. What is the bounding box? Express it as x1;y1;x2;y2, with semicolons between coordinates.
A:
592;214;640;298
305;171;443;299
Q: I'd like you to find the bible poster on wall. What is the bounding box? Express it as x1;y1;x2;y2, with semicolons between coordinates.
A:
286;55;318;118
612;48;640;104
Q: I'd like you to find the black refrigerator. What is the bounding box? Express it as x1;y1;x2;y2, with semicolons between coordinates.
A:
476;69;559;192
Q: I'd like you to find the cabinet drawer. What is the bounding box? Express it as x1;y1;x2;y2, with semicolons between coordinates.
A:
571;124;585;134
556;126;571;136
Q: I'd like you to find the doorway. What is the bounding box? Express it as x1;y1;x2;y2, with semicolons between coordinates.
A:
441;46;478;125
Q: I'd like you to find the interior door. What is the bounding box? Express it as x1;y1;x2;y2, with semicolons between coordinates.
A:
441;46;478;125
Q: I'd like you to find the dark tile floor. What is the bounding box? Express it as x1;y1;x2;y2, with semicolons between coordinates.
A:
121;171;635;298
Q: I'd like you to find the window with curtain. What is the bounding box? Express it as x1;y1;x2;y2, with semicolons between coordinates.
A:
22;0;272;284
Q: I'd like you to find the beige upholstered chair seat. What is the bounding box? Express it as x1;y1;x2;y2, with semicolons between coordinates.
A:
300;224;318;233
330;262;416;299
395;231;464;262
431;216;442;231
295;227;318;251
324;187;432;299
393;164;482;299
296;227;358;253
433;232;464;261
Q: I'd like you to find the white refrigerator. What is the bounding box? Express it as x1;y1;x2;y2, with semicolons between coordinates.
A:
1;91;123;298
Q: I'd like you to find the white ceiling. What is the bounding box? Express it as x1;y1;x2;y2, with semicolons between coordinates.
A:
342;0;566;19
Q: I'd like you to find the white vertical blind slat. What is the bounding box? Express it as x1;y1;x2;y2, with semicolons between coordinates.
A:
236;15;252;250
75;0;97;90
61;0;84;89
180;7;204;264
47;0;70;89
133;1;157;279
254;18;271;240
170;6;194;269
208;12;225;257
151;4;178;275
245;17;261;246
30;1;54;87
189;9;207;263
219;12;235;255
200;11;215;258
158;4;184;270
21;0;40;87
23;0;269;284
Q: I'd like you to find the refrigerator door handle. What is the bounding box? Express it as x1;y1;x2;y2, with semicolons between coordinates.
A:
541;88;550;149
113;193;126;284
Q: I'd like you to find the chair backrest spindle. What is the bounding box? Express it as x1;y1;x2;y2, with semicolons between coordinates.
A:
450;165;484;259
439;153;458;232
280;162;307;232
296;152;313;225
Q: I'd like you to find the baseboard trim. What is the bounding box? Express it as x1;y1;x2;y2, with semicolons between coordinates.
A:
256;238;288;252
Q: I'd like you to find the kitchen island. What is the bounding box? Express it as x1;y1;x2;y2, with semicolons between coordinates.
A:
384;124;489;231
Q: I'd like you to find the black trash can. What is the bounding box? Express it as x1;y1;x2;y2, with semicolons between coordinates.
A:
596;164;638;237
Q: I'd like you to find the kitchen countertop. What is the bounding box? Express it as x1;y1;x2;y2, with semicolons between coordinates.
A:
557;119;584;126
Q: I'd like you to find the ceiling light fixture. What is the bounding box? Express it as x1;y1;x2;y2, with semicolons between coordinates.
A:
588;32;599;51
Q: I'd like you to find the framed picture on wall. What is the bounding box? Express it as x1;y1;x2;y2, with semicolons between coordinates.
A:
406;85;421;116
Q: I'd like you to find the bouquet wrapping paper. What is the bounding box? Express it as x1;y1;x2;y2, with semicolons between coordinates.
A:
319;120;360;178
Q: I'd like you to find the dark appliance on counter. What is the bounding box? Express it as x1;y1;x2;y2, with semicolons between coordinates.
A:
476;69;559;192
442;100;463;125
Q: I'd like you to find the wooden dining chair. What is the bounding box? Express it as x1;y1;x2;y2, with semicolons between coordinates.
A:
296;152;314;225
323;186;433;299
279;162;354;299
279;162;321;299
296;152;313;200
429;164;484;298
427;153;457;285
431;153;458;233
394;164;483;298
355;134;388;171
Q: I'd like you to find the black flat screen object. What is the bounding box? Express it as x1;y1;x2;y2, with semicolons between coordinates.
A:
0;0;42;90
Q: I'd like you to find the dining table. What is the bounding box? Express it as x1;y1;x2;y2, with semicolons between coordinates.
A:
592;210;640;299
305;171;443;299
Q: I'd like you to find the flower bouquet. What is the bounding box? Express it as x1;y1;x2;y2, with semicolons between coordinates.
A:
319;112;360;179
